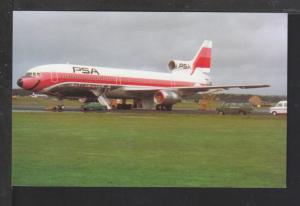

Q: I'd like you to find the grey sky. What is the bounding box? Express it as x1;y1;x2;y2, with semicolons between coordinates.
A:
13;12;287;95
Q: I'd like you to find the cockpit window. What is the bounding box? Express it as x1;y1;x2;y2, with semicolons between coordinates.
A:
25;72;40;77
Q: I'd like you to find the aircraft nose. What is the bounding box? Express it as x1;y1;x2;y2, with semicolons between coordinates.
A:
17;78;23;87
17;77;40;90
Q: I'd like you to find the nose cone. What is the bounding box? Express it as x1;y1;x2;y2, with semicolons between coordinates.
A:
17;77;40;90
17;78;23;87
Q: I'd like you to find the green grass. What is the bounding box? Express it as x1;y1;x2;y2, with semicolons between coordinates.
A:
12;96;82;106
12;112;286;187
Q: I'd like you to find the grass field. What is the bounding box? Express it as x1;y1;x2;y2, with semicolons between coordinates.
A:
12;112;286;187
12;96;82;106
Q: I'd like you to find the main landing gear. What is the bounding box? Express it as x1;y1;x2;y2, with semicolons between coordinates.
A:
156;104;173;111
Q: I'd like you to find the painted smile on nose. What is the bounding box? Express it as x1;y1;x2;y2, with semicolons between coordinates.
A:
17;77;40;90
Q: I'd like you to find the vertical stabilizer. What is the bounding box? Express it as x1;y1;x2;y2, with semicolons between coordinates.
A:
191;40;212;75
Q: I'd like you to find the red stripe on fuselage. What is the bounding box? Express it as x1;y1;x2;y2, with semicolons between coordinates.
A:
31;72;200;92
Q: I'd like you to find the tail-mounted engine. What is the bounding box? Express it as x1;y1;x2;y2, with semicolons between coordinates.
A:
154;90;181;105
168;60;192;71
167;40;212;74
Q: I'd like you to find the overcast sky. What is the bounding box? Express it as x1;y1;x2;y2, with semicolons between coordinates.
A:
13;12;287;95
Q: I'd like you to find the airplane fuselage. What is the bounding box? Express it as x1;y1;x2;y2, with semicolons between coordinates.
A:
17;64;212;99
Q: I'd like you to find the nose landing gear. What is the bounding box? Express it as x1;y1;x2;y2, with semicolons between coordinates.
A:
54;96;65;112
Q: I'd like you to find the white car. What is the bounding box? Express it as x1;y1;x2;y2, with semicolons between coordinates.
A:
270;100;287;116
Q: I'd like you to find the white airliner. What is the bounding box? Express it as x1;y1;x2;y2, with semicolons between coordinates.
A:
17;40;269;110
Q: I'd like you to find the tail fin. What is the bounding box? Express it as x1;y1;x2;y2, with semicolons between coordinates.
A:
191;40;212;75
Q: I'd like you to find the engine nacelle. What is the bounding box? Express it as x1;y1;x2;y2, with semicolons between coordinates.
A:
154;90;181;105
168;60;192;71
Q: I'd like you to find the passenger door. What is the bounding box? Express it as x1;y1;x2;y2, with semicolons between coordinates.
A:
51;72;58;83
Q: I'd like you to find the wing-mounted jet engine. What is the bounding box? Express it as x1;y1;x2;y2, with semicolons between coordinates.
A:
153;90;181;111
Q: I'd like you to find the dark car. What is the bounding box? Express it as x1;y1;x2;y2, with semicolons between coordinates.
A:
216;102;253;115
81;102;107;112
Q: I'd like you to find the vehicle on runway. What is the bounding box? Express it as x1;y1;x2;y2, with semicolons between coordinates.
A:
81;102;107;112
270;100;287;116
17;40;269;111
216;102;253;115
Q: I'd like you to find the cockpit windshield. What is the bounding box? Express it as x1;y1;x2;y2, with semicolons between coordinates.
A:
25;72;40;77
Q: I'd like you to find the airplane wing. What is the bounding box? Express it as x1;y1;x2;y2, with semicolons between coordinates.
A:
44;82;269;99
121;84;269;98
175;84;270;93
123;84;270;93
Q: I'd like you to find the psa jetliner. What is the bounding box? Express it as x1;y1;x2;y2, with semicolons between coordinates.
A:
17;40;269;110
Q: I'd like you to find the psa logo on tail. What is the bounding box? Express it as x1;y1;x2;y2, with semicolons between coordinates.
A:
168;40;212;75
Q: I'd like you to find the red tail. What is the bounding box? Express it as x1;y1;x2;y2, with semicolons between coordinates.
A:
191;40;212;74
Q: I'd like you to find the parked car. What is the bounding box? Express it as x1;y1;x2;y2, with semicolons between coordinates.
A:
216;102;253;115
81;102;107;112
269;100;287;116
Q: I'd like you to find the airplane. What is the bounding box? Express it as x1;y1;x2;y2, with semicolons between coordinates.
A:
16;40;269;111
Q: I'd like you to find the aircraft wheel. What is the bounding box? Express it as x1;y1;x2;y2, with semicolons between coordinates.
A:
57;106;62;112
156;105;161;111
165;105;173;111
55;105;64;112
